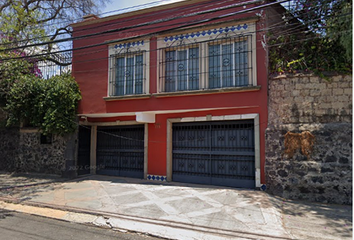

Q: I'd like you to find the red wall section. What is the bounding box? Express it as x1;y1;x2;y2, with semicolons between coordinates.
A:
105;90;265;114
72;0;266;116
147;115;167;175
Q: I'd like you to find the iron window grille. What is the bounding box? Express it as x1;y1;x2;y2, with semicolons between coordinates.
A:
159;35;253;93
164;44;200;92
109;50;146;96
208;37;250;89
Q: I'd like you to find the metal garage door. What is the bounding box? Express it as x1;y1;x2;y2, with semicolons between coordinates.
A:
96;125;144;178
172;120;255;188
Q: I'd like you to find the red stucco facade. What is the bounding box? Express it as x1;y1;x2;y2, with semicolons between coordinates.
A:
72;0;280;187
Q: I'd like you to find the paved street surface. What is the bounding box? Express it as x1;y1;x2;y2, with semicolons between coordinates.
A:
0;173;352;240
0;210;160;240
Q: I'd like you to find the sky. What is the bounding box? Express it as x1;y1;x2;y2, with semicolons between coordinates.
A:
101;0;184;17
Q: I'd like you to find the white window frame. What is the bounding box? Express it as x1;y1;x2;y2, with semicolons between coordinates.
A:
108;40;150;97
164;45;200;92
207;38;251;89
157;22;257;93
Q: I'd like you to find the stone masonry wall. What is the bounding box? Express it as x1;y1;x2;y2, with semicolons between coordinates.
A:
0;128;77;177
265;74;352;204
0;128;20;171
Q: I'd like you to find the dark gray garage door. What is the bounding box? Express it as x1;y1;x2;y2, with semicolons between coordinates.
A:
96;125;144;178
172;120;255;188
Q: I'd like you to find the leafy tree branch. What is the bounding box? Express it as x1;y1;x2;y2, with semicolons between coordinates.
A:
269;0;352;75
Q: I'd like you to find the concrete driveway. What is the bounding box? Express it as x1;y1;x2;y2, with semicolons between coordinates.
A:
0;173;352;240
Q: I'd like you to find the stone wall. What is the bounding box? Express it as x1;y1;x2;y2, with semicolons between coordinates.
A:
0;128;20;171
0;128;77;177
0;108;6;123
265;74;352;205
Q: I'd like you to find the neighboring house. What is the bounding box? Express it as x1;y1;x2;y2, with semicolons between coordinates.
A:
37;52;72;79
72;0;285;188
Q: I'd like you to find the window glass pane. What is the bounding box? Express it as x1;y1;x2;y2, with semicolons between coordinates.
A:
135;54;144;94
165;51;176;92
208;44;221;89
125;57;134;95
188;47;199;90
222;44;233;87
116;57;125;96
177;50;187;91
235;40;248;86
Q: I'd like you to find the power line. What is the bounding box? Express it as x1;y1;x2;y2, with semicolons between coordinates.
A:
12;1;352;62
1;0;340;49
1;0;346;55
0;0;233;48
99;0;184;18
0;0;217;47
1;0;349;70
1;18;349;76
2;17;344;75
0;0;290;61
0;0;275;52
31;13;348;71
6;0;343;62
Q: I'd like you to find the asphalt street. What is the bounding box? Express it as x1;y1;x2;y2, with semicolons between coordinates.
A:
0;209;162;240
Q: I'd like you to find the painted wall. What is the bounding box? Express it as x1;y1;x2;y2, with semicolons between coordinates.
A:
72;0;269;114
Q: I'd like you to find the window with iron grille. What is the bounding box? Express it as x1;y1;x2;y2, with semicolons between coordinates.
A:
108;40;148;97
165;45;200;92
113;52;144;96
208;38;250;89
158;24;255;93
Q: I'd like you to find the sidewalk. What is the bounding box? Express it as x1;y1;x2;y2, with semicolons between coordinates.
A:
0;173;352;240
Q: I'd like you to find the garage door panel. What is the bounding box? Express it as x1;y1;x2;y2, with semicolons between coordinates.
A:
211;178;255;189
210;155;255;179
120;128;144;149
173;124;211;152
96;125;144;178
172;120;255;188
173;175;212;186
120;152;144;171
173;153;211;176
211;123;254;152
97;153;119;169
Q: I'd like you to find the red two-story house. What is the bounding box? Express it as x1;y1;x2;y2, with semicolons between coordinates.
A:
72;0;282;189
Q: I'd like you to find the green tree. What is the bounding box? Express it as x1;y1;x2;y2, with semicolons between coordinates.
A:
5;73;81;135
269;0;352;74
326;1;352;62
0;0;108;134
0;0;109;62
